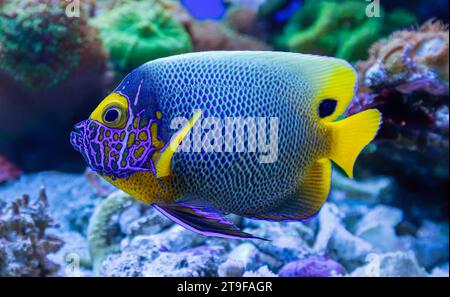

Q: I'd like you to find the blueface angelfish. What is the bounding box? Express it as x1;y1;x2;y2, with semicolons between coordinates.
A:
71;51;381;240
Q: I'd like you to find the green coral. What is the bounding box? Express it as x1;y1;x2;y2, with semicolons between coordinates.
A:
87;191;133;274
90;0;193;72
0;0;93;89
276;0;417;62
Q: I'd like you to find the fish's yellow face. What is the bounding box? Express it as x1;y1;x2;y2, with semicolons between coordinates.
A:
70;92;164;180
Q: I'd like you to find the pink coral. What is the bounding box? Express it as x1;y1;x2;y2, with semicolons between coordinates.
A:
0;155;20;184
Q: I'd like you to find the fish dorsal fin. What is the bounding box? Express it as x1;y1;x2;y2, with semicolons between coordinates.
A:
155;110;202;178
155;51;356;122
153;200;267;240
247;159;332;221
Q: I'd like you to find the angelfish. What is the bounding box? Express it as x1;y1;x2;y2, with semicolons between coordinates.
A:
70;51;381;240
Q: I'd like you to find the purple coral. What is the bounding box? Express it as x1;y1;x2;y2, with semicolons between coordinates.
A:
278;256;346;277
0;188;64;276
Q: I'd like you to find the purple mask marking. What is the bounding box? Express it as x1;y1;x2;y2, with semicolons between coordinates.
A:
70;92;161;179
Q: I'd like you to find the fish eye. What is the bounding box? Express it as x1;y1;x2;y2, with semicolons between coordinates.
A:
103;107;121;125
318;98;337;118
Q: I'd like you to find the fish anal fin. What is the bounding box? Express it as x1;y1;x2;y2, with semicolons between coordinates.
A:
248;159;332;221
153;199;267;240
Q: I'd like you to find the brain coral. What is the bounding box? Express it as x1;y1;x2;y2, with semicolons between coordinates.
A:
90;0;193;72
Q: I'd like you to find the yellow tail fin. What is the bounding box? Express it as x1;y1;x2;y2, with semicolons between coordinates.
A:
326;109;382;178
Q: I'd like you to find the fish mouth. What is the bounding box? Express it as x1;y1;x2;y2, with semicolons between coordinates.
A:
70;122;85;153
70;130;83;153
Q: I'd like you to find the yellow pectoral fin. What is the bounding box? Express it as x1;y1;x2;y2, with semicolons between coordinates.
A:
155;110;202;178
326;109;382;178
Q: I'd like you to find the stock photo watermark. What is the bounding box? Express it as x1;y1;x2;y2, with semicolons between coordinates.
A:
64;252;81;277
366;0;381;18
170;110;280;163
65;0;80;18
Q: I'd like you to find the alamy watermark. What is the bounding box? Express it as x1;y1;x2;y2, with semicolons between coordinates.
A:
65;0;80;18
365;0;381;18
64;252;81;277
170;110;279;164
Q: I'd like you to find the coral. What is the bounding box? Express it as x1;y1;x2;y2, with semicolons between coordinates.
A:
350;22;449;148
99;227;224;276
0;170;447;277
158;0;272;52
225;5;267;39
276;0;417;61
357;20;449;94
354;205;404;252
0;188;64;276
218;243;281;277
243;265;278;277
87;191;133;273
118;201;172;238
0;0;107;90
350;251;427;277
331;171;394;204
85;170;115;197
186;20;272;51
0;155;20;184
347;21;449;219
142;246;225;277
278;256;346;277
47;230;92;276
412;220;449;269
313;203;373;271
90;0;193;72
0;0;111;170
249;222;313;264
326;224;374;270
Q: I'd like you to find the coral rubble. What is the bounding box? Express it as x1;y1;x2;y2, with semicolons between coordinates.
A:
0;188;63;276
0;172;447;277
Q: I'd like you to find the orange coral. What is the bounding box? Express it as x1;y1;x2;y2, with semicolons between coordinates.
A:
358;20;449;93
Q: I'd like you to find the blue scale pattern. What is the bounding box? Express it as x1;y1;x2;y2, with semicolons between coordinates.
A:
131;52;329;215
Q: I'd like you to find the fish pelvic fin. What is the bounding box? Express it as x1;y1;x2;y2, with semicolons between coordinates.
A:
155;110;202;178
153;200;267;240
246;158;332;221
326;109;382;178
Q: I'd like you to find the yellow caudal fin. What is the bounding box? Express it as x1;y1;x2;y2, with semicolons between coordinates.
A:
326;109;382;178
